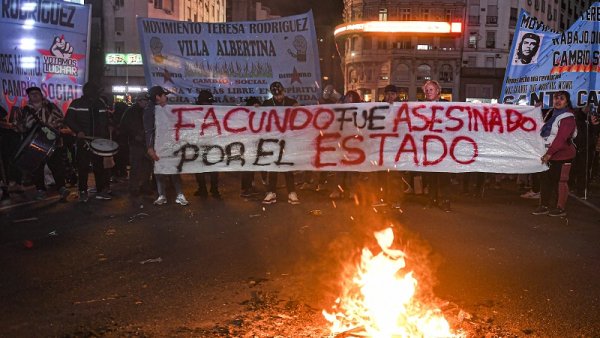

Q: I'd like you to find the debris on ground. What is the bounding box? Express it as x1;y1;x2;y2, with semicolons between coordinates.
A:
139;257;162;264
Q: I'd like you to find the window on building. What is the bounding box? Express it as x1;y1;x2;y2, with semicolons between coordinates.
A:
446;9;453;21
393;64;410;82
439;64;453;82
114;17;124;33
379;64;390;80
154;0;162;9
468;32;478;48
416;64;431;81
351;36;358;51
542;0;546;12
115;41;125;53
363;36;372;50
422;8;430;20
509;7;518;27
115;0;124;6
440;37;455;50
377;38;387;50
468;56;477;67
349;69;357;83
486;31;496;48
485;56;495;68
394;38;411;49
468;5;480;25
400;8;410;20
379;8;388;21
366;68;373;81
486;4;498;24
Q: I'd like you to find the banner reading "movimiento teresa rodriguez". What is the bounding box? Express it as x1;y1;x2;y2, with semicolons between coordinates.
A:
501;3;600;108
137;12;321;106
151;102;546;175
0;0;90;114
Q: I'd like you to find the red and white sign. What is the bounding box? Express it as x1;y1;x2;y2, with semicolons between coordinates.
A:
152;102;547;174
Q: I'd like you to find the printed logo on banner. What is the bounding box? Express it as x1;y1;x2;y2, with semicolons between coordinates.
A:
150;37;167;64
287;35;307;62
501;3;600;108
39;35;85;82
512;32;543;65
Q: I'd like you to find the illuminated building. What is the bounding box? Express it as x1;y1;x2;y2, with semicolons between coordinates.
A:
337;0;594;103
86;0;225;102
335;0;465;102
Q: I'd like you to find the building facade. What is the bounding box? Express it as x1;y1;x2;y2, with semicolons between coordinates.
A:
337;0;594;103
335;0;465;102
87;0;225;102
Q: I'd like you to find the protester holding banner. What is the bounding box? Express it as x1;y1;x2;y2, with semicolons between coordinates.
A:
65;82;112;202
15;86;70;202
144;86;189;207
262;82;300;205
421;80;452;212
194;90;221;200
533;90;577;217
240;97;263;198
120;93;153;209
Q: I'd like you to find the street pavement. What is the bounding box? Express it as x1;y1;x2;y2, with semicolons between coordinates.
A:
0;173;599;337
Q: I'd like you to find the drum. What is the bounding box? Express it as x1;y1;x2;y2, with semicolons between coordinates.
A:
13;124;58;172
88;138;119;157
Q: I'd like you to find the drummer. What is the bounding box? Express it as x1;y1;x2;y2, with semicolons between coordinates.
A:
16;86;70;202
65;82;112;202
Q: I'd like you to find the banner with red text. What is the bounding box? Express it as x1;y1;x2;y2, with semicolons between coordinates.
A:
152;102;547;174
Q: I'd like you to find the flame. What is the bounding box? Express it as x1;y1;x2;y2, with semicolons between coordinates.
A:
323;228;460;337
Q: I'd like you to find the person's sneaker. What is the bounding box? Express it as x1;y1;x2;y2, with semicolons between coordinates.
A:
153;195;167;206
95;191;112;200
262;192;277;204
88;187;97;193
532;205;549;215
78;191;89;203
548;208;567;217
175;194;189;206
58;187;70;202
34;189;47;200
288;192;300;205
520;190;540;199
240;190;252;198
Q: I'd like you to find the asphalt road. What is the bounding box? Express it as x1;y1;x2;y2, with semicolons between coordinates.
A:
1;174;599;337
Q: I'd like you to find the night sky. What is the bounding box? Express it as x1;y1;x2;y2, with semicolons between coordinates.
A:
260;0;344;26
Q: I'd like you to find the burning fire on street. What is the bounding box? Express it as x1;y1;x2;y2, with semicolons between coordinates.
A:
323;227;464;337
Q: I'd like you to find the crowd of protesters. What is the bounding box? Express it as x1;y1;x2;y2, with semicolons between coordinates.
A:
1;81;599;218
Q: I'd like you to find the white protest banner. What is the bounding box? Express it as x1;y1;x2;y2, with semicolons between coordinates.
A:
501;3;600;108
137;12;321;105
0;0;90;114
151;102;547;175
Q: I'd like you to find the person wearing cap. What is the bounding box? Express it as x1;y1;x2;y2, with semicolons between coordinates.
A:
120;92;153;209
143;85;189;206
65;82;112;202
262;81;300;205
383;84;399;104
15;86;70;201
194;90;221;199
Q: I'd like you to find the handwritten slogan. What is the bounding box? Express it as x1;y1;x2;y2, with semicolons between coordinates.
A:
501;3;600;108
152;102;547;175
